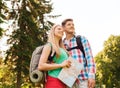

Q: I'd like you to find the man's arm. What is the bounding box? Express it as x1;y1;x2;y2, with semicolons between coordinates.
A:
81;36;96;79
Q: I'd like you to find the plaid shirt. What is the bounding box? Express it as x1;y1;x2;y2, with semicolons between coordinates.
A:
63;35;96;81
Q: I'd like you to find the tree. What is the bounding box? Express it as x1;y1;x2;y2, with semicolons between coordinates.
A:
4;0;53;88
0;0;7;37
0;58;16;88
95;35;120;88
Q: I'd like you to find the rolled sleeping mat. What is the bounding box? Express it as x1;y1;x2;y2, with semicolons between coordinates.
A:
30;70;44;83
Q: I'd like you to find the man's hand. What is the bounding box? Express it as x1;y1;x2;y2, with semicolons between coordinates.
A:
88;78;95;88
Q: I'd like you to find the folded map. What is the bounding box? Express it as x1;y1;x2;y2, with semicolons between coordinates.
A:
58;56;84;87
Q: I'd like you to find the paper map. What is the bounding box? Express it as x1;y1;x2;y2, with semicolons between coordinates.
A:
58;56;84;87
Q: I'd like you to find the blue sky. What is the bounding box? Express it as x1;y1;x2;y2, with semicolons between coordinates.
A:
50;0;120;56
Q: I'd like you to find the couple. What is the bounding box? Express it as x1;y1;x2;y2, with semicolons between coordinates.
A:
38;18;96;88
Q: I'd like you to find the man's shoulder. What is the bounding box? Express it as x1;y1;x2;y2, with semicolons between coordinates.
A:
75;35;87;40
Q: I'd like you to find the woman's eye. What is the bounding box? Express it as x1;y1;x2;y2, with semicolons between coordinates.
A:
58;28;61;30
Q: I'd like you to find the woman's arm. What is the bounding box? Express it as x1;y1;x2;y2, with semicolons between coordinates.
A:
38;44;71;71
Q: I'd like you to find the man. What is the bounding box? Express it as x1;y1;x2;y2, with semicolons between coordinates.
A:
62;18;96;88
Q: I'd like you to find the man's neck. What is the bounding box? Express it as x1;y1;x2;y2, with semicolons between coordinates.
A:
65;34;74;40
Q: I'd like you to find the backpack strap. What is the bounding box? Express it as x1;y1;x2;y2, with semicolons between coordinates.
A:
76;35;87;66
66;35;85;58
47;42;56;62
66;35;87;66
76;35;85;58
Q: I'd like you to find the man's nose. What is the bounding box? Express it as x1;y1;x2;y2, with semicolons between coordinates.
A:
70;24;74;27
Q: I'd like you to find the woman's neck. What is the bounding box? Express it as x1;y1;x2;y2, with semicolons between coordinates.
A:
54;37;60;47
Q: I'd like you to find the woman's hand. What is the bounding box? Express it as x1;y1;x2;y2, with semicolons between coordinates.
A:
60;60;71;68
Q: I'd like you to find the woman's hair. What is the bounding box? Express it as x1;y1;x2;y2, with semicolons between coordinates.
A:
47;24;67;58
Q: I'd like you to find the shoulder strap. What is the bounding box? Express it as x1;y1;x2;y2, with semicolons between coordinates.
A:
76;35;87;66
66;35;85;56
76;35;85;58
47;42;56;61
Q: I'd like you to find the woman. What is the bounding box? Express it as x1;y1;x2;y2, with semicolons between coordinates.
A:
38;24;71;88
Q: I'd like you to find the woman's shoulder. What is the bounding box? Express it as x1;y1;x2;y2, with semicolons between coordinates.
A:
45;42;52;47
43;42;52;50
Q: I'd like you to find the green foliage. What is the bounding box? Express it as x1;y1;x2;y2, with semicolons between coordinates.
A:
95;35;120;88
0;58;16;88
3;0;54;88
0;0;8;37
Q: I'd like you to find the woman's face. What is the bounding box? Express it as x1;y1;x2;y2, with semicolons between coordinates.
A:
54;25;64;38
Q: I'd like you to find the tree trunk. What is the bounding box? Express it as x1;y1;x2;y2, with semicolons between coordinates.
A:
16;69;21;88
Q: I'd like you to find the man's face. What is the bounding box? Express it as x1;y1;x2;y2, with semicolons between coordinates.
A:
63;21;75;34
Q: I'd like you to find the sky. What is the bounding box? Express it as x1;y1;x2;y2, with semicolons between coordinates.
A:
0;0;120;57
50;0;120;56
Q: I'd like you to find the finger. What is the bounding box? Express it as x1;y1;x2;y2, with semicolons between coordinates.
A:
66;60;71;64
88;82;92;88
91;83;95;88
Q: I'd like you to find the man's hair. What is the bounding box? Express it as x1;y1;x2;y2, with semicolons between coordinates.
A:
61;18;73;26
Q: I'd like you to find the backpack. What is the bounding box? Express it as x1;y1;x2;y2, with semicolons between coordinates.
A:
29;43;55;84
66;35;87;66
